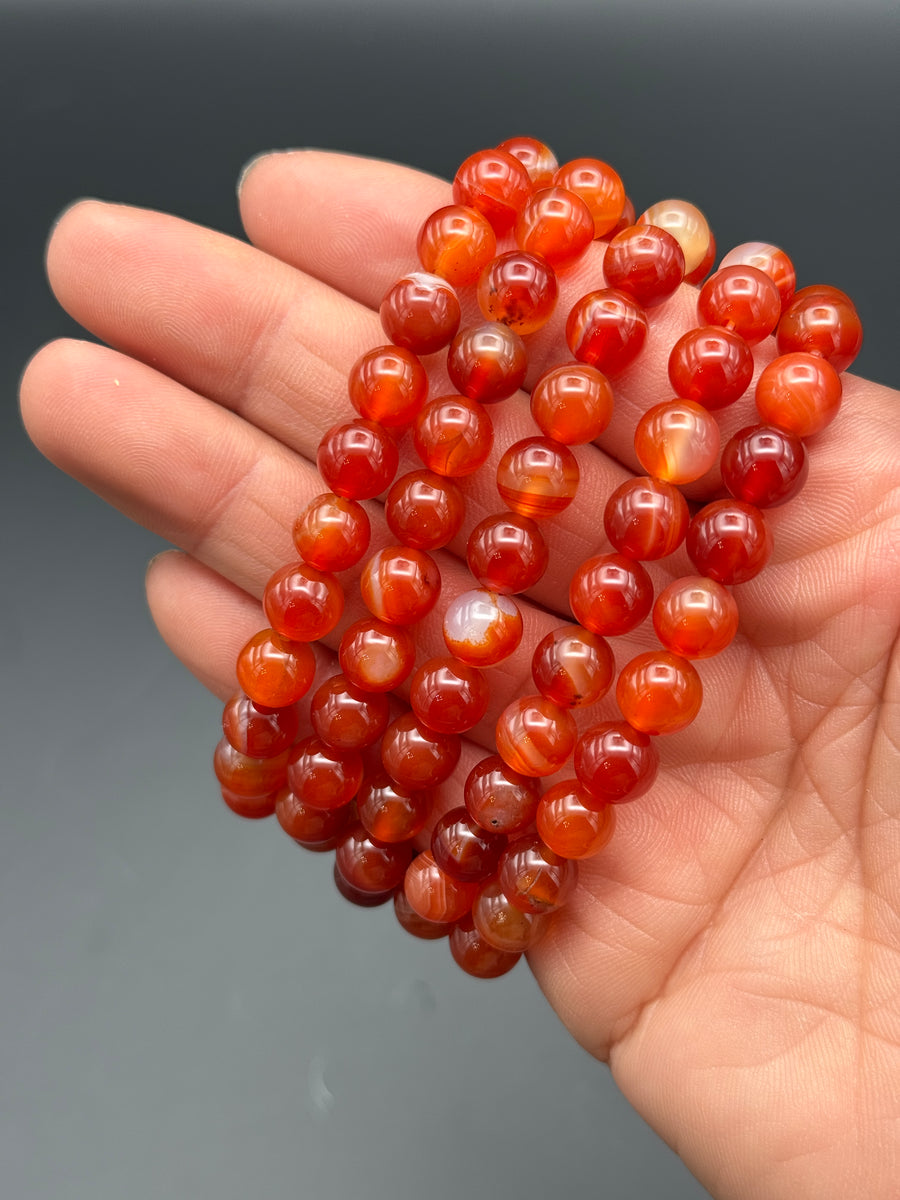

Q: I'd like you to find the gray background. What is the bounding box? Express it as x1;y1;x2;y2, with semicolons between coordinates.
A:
2;2;898;1198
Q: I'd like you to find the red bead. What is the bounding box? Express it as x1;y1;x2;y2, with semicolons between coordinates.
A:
566;289;649;374
385;469;465;550
222;692;299;758
719;242;796;311
464;755;541;835
497;135;558;187
687;500;773;585
476;250;558;334
603;224;685;307
515;186;594;270
308;673;390;751
335;822;412;894
633;399;721;485
333;864;396;908
360;546;441;626
213;737;290;797
569;553;654;636
287;736;364;810
531;626;615;708
529;362;614;445
495;695;578;778
393;889;452;940
450;913;521;979
292;493;370;572
496;436;579;518
263;561;344;642
638;199;712;280
603;476;690;559
431;806;506;883
235;629;316;708
357;771;432;844
338;617;416;693
442;588;523;667
381;712;461;789
219;786;278;820
472;878;544;953
498;834;578;914
276;788;352;849
466;511;548;594
653;575;740;659
404;851;481;923
452;147;533;235
447;322;528;404
553;157;625;237
347;345;428;428
413;394;494;477
776;284;862;372
409;656;491;735
536;780;616;859
574;720;659;805
754;351;843;438
667;326;754;410
720;424;809;508
379;272;461;356
698;266;781;345
417;204;497;287
317;419;399;499
616;651;703;735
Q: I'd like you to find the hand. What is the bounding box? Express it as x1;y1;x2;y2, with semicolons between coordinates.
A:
20;151;900;1200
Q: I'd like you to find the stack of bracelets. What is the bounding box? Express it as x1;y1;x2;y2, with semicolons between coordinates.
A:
212;136;863;979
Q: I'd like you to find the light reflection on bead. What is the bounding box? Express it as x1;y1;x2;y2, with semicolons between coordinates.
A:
292;493;371;572
464;755;541;835
667;326;754;411
515;186;595;270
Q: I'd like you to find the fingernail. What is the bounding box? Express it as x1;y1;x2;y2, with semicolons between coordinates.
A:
237;150;285;198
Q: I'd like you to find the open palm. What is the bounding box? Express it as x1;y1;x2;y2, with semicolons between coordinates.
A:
21;152;899;1200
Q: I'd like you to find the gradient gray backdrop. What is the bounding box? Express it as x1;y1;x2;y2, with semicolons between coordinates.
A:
3;2;898;1198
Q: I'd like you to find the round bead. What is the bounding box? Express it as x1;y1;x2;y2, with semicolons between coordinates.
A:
360;546;441;626
698;266;781;345
495;695;578;778
720;424;809;508
452;147;533;234
450;914;521;979
476;250;558;334
498;834;578;914
220;786;278;821
603;224;685;308
235;628;316;708
379;272;461;356
638;199;712;279
466;511;548;595
276;789;352;849
529;362;614;445
381;713;461;789
569;553;654;636
464;755;541;835
308;673;390;751
667;326;754;410
531;626;615;708
317;419;399;499
338;617;416;693
687;500;773;585
335;823;412;894
431;806;506;883
536;780;616;859
442;588;523;667
775;284;863;372
213;738;290;798
292;493;371;572
633;399;721;485
574;721;659;805
347;345;428;428
393;889;452;940
417;204;497;287
566;289;649;375
263;561;344;642
357;772;432;844
287;736;364;810
404;851;481;923
515;186;594;270
553;157;625;237
719;242;796;311
617;651;703;735
409;656;490;734
472;878;544;953
754;351;843;438
333;864;396;908
385;470;465;550
413;394;493;477
447;322;528;404
603;476;690;560
653;575;740;659
222;692;299;758
498;135;558;187
496;436;580;518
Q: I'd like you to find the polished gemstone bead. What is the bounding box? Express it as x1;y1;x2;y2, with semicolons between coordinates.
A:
447;322;528;404
338;617;416;693
687;500;773;584
466;511;548;594
633;399;721;485
360;546;441;626
464;755;541;835
529;362;614;445
720;424;808;508
317;419;399;499
417;204;497;287
775;284;863;372
213;737;290;797
292;493;371;572
515;186;594;270
450;913;521;979
698;266;781;345
754;351;843;438
413;394;494;477
385;469;465;550
603;224;685;308
409;656;490;734
553;157;626;237
220;786;278;820
653;575;740;659
379;272;461;356
442;588;523;667
287;736;364;810
393;889;452;940
574;720;659;805
476;250;558;334
719;242;796;311
496;436;579;518
452;147;533;234
603;476;690;559
566;288;649;375
333;864;396;908
498;135;558;187
531;626;615;708
472;878;544;953
404;851;481;923
222;692;299;758
431;806;507;883
356;771;432;844
347;345;428;428
498;834;578;914
235;629;316;708
335;822;413;893
381;713;461;789
309;672;390;751
495;695;578;777
667;325;754;411
536;780;617;859
569;552;653;636
616;651;703;735
275;788;352;849
638;199;712;280
263;561;344;642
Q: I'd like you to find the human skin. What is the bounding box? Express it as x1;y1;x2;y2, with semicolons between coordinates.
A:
20;151;900;1199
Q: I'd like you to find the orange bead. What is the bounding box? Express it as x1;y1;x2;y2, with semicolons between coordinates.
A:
442;588;523;667
338;617;416;693
384;470;465;550
276;788;352;849
603;476;690;560
263;561;344;642
495;695;577;777
235;628;316;708
431;806;506;883
634;399;721;484
775;284;862;372
536;780;616;859
554;157;626;237
317;419;399;499
417;204;497;287
222;691;299;758
360;546;441;626
466;511;548;594
638;199;712;279
529;362;614;445
292;493;370;572
653;575;740;659
531;626;615;708
515;186;594;270
616;651;703;735
569;553;653;636
667;326;754;411
335;822;412;894
393;889;452;940
496;436;579;518
381;712;461;789
464;755;541;835
447;322;528;404
213;738;290;797
220;786;278;821
308;672;390;751
566;288;649;375
574;720;658;805
287;736;364;811
498;834;578;914
450;913;522;979
357;771;432;844
719;242;796;311
413;394;494;477
452;147;533;234
497;135;558;187
754;351;843;438
603;224;685;308
379;272;460;356
472;878;544;953
404;850;481;923
409;656;490;734
476;251;558;334
698;266;781;345
348;345;428;428
686;500;773;585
